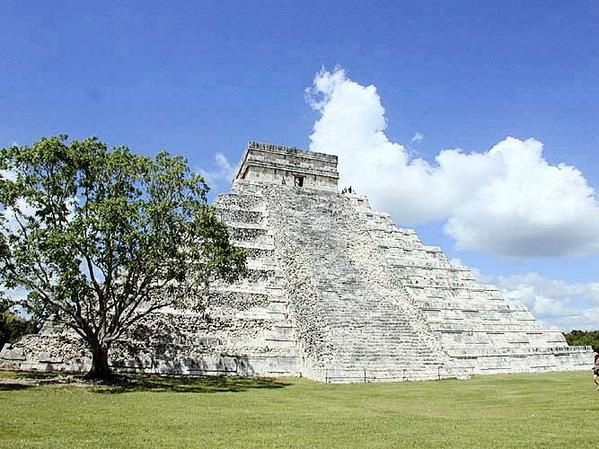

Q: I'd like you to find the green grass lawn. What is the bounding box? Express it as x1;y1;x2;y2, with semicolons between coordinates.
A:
1;370;598;449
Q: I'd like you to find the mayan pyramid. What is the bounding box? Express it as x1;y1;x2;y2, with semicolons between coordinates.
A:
0;142;592;382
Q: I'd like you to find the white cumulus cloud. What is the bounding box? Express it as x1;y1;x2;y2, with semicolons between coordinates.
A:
1;169;36;233
497;272;599;330
0;169;16;182
199;152;236;189
307;68;599;257
410;132;424;143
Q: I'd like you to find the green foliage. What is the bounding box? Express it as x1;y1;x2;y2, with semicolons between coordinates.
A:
1;372;599;448
0;294;39;349
0;310;38;350
0;135;246;377
564;330;599;352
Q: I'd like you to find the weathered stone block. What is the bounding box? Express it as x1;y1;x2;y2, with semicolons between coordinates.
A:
0;345;26;361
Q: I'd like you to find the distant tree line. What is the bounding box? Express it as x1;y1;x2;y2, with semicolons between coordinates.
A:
564;330;599;352
0;296;39;350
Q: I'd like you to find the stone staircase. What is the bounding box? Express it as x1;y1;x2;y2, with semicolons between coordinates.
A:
263;185;458;382
197;185;300;376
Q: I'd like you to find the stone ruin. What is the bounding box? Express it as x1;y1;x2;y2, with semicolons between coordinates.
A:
0;142;593;382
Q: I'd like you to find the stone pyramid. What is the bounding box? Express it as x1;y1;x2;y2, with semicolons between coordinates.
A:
0;142;592;382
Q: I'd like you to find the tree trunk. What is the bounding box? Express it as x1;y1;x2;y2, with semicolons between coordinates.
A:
85;341;114;381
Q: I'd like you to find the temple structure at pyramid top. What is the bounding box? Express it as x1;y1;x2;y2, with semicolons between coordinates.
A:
0;141;593;382
234;141;339;190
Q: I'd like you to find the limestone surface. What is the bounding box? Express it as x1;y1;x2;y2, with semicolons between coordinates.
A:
0;142;592;382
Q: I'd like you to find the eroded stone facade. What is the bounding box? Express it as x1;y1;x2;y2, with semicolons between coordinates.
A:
0;142;592;382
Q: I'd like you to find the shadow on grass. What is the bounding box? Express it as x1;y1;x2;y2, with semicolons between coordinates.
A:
1;370;292;394
93;375;291;394
0;370;69;391
0;370;61;380
0;382;35;391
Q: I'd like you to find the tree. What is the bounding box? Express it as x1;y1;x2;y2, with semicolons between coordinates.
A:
0;295;39;351
0;136;246;380
564;330;599;352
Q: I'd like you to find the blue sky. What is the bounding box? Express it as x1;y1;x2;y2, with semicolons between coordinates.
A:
1;1;598;329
